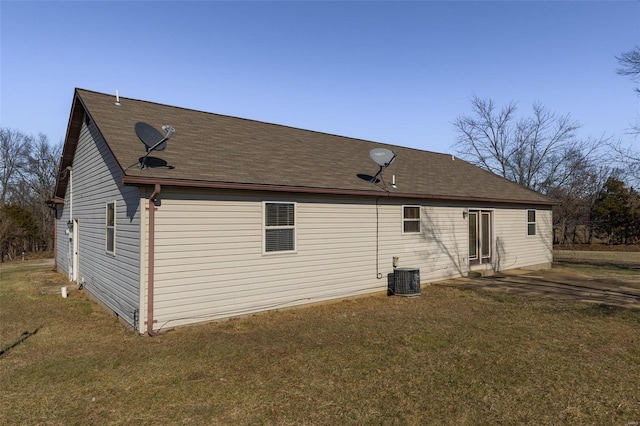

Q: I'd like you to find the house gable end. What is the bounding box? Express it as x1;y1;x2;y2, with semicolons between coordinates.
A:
55;89;127;201
55;105;142;329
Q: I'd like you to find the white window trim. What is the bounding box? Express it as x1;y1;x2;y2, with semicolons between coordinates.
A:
106;201;116;255
262;201;297;255
527;209;536;237
402;205;421;234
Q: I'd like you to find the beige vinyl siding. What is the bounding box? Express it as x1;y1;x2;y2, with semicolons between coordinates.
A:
398;206;470;280
142;189;552;331
492;207;553;271
151;195;376;329
148;192;472;330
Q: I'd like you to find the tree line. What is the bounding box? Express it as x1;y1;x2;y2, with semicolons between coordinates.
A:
453;46;640;246
452;94;609;245
2;47;639;260
0;129;60;261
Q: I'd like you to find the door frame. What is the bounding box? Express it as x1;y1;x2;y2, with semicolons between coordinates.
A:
468;209;493;266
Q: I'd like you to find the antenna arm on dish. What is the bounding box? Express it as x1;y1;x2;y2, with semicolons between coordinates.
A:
145;126;175;153
371;165;384;182
140;125;175;170
387;151;398;167
371;151;398;182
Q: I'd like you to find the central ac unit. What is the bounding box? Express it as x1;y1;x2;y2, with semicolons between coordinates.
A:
393;268;421;297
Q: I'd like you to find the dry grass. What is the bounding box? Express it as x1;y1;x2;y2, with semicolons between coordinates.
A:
1;260;640;425
554;249;640;264
555;244;640;253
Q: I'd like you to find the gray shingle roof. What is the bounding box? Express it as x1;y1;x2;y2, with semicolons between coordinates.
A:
56;88;553;205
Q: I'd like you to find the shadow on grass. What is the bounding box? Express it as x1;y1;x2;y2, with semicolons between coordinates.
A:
0;327;41;357
589;304;629;316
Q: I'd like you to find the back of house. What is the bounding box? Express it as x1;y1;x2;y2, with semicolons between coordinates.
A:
52;89;554;334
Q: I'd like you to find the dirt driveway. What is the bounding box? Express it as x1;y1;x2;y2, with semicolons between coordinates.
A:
436;251;640;309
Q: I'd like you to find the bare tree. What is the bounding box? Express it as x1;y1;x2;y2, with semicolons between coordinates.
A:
0;128;32;204
24;134;61;250
0;128;61;256
617;46;640;92
454;97;613;247
606;141;640;186
549;163;613;245
603;47;640;185
453;96;605;195
616;46;640;135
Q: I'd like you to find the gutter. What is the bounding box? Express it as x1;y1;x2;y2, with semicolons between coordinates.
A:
122;176;558;206
147;183;161;336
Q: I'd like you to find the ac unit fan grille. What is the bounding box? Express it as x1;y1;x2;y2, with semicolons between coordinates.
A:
393;268;421;297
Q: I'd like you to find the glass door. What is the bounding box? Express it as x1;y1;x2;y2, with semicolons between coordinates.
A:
469;210;492;265
468;212;478;262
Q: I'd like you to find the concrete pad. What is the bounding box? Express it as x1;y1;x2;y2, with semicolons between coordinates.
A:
437;268;640;310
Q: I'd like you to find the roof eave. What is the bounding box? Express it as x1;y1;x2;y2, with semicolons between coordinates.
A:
47;196;65;205
54;89;129;200
54;90;86;200
121;176;558;206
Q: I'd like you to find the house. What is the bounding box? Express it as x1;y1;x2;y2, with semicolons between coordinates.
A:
52;88;554;334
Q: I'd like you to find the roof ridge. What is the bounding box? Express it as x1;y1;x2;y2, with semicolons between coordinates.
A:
74;88;449;156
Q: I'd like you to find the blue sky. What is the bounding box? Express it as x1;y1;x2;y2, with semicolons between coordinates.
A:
1;1;639;155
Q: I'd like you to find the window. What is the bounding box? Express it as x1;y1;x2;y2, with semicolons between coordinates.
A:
264;202;295;253
403;206;420;233
527;209;536;236
106;201;116;254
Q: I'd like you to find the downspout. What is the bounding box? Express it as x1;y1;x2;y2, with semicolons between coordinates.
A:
68;167;73;222
53;208;58;270
147;183;161;336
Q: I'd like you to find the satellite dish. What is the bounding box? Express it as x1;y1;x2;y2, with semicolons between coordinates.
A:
367;147;397;185
135;122;176;170
135;122;167;152
370;148;396;167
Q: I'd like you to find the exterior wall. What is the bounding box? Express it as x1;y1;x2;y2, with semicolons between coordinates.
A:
492;206;553;271
399;205;470;280
56;119;142;328
145;190;550;331
55;203;70;278
147;192;402;331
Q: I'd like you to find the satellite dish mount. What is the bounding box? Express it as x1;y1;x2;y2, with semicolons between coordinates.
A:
135;122;175;170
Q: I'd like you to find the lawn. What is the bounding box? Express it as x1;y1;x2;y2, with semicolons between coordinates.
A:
1;260;639;425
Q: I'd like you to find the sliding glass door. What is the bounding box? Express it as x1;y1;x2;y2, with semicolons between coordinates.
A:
469;210;492;265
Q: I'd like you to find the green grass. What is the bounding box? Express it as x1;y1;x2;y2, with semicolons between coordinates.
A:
1;260;640;425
